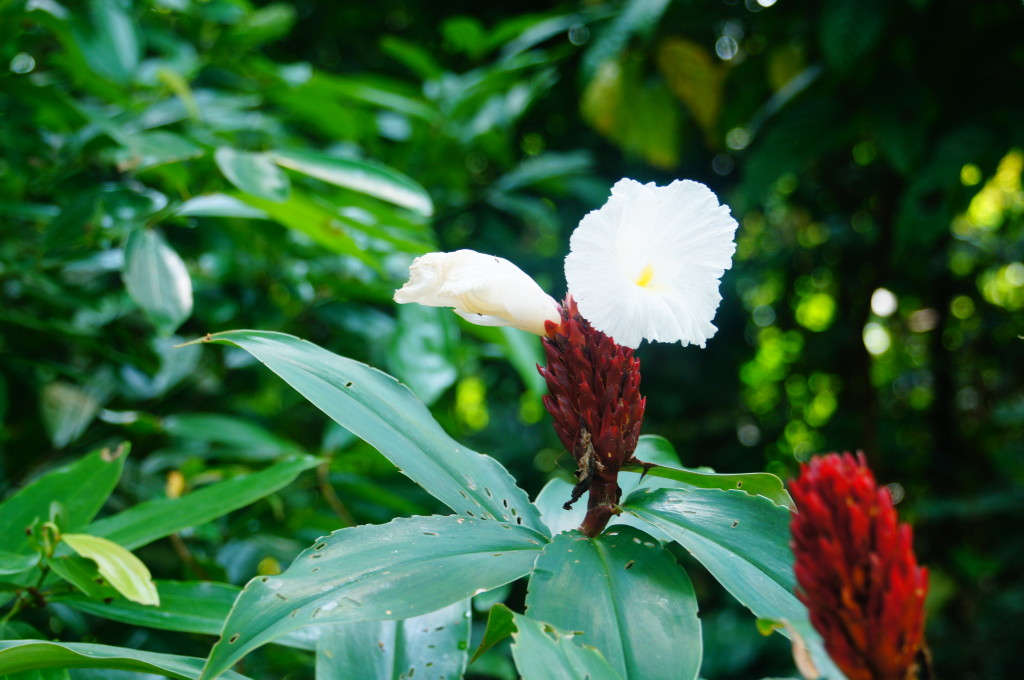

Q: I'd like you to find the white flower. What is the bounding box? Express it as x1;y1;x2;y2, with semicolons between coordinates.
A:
394;249;560;335
564;178;738;349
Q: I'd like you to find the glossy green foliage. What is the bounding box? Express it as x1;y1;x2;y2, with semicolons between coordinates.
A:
200;331;546;534
0;641;252;680
202;515;547;679
315;600;471;680
526;527;702;680
86;454;322;550
622;488;844;679
476;605;623;680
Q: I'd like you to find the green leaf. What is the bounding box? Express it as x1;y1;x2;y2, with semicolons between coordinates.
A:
0;444;127;555
820;0;886;72
58;580;236;636
86;454;321;550
76;0;141;84
113;131;204;172
161;413;304;458
0;641;252;680
234;191;380;268
525;526;701;680
485;605;623;680
200;515;546;680
40;378;112;449
0;553;39;577
389;304;459;406
175;194;269;219
315;600;470;680
214;148;290;203
48;555;115;600
620;489;848;678
625;436;795;509
57;580;318;651
122;228;194;335
196;331;546;534
581;0;671;80
61;534;159;606
622;488;799;621
269;150;434;216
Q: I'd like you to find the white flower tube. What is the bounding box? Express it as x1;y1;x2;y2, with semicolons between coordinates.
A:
394;249;560;335
565;178;738;349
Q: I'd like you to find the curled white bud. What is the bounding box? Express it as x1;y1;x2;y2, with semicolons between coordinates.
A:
394;249;560;335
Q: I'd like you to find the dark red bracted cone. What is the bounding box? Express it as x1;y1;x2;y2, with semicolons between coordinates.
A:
790;453;929;680
537;295;645;537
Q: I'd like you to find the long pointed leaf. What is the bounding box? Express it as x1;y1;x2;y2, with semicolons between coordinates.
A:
86;454;321;550
270;150;433;216
201;515;546;680
195;331;546;534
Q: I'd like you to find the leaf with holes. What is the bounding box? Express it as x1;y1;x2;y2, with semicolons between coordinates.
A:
315;600;470;679
0;641;252;680
200;515;546;680
474;605;622;680
192;331;546;534
621;488;845;679
525;526;701;680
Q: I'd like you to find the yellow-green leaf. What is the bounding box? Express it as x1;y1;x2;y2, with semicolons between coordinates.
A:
61;534;159;606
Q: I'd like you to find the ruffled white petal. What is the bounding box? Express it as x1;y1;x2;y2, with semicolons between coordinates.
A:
565;178;738;348
394;249;560;335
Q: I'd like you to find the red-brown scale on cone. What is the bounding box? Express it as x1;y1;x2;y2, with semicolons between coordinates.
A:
537;296;645;534
790;452;929;680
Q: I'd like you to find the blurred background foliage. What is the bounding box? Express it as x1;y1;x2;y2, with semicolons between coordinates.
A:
1;0;1022;677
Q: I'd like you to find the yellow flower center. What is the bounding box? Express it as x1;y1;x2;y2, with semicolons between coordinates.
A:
635;263;655;288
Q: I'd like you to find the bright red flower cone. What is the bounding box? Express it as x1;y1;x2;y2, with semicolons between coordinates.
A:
790;453;929;680
537;295;646;537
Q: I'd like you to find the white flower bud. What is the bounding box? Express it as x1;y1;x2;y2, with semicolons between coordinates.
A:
394;249;560;335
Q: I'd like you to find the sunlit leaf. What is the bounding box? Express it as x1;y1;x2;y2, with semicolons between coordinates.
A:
61;534;159;606
270;150;434;216
214;148;290;203
122;228;193;335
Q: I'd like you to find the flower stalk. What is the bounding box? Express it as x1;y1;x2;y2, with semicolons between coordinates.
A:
538;296;646;536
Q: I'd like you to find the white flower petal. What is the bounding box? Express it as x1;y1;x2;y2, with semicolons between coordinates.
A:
565;178;738;348
395;249;560;335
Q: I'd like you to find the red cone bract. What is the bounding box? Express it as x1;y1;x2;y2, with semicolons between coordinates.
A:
790;452;929;680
